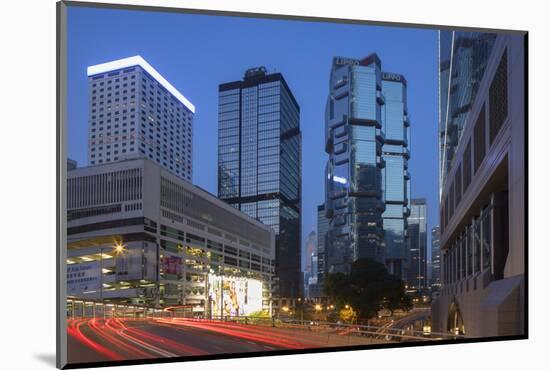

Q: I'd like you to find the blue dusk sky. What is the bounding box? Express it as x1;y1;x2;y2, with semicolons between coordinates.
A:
67;6;439;267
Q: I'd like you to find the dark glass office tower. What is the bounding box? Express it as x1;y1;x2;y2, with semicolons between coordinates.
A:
407;198;427;290
218;67;302;298
324;54;386;274
381;72;410;279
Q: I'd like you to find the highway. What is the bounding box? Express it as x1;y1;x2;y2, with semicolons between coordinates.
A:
67;317;384;364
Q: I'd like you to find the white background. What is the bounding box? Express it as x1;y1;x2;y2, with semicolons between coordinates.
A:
0;0;545;368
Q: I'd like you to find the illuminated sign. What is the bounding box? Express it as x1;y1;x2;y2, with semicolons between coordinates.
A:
67;261;101;295
208;274;263;316
382;72;403;82
333;175;348;184
334;57;359;66
87;56;195;113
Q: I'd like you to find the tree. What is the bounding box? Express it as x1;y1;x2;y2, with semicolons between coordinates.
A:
324;258;411;320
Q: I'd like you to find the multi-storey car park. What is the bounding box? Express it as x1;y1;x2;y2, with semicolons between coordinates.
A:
66;158;276;317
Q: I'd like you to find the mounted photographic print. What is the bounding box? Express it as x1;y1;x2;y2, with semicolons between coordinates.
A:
56;1;527;368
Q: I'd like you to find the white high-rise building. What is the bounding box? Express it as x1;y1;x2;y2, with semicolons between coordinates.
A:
87;56;195;181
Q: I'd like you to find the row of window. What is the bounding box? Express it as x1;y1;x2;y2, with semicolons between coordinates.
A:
441;50;508;234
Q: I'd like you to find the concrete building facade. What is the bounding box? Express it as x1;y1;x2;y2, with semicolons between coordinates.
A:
66;159;275;317
431;32;525;337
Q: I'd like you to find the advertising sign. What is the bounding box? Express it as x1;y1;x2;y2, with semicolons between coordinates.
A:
161;256;183;276
208;274;263;316
67;261;101;296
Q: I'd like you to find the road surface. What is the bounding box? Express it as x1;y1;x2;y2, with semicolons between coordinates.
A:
67;317;384;365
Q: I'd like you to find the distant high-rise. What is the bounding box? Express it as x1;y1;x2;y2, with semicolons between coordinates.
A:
431;226;441;291
324;54;386;274
304;230;317;296
217;67;302;298
407;198;427;289
87;56;195;181
304;230;317;274
316;204;329;289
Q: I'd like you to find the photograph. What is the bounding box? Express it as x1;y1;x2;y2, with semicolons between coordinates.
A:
56;1;527;368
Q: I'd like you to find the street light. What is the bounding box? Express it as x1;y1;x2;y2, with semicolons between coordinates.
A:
345;304;350;309
315;304;322;311
114;241;126;255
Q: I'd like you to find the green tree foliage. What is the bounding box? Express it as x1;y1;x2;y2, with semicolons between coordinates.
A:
247;310;271;318
324;258;411;320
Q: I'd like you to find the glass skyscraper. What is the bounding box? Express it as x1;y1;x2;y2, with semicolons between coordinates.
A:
439;32;496;190
407;198;427;290
324;54;409;276
381;72;411;279
217;67;302;298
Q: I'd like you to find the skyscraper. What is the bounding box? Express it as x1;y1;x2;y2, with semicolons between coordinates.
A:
324;54;386;274
87;56;195;181
407;198;427;290
217;67;302;298
431;226;441;291
432;32;525;337
381;72;411;279
304;230;317;274
316;203;329;290
324;54;410;277
303;230;317;297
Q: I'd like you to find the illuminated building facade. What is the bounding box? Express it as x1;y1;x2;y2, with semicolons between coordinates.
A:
66;158;275;316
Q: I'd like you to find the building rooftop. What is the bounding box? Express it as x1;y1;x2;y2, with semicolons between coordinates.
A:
87;55;195;113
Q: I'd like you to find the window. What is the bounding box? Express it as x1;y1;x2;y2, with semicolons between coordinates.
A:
463;140;472;192
473;105;486;173
455;164;462;208
489;50;508;144
465;227;472;277
482;207;492;271
473;217;481;273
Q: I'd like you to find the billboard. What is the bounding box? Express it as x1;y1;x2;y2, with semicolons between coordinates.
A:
161;256;183;277
208;274;263;317
67;261;101;296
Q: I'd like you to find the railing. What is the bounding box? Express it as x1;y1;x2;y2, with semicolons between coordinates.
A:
66;298;465;343
167;314;465;342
